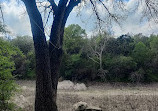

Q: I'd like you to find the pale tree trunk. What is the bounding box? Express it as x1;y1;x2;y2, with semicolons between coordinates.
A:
99;54;103;70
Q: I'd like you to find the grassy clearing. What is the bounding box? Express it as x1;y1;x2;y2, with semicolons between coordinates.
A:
14;80;158;111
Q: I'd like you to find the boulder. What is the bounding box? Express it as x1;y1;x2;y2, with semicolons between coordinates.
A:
74;83;87;91
57;80;87;91
57;80;74;90
73;101;88;111
73;101;102;111
85;106;102;111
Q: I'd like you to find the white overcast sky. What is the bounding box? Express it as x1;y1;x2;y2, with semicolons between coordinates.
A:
1;0;158;37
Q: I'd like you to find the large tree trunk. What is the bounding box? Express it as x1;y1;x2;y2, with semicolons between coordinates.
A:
23;0;57;111
22;0;81;110
49;27;65;103
49;0;68;103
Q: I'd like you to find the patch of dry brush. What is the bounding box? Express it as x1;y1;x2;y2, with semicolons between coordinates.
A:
15;81;158;111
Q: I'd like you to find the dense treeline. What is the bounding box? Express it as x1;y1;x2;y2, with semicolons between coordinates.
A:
1;24;158;83
61;25;158;83
11;36;35;79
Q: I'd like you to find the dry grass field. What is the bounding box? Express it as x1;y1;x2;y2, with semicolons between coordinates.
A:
14;80;158;111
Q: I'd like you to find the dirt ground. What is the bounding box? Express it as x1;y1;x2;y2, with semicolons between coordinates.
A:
14;80;158;111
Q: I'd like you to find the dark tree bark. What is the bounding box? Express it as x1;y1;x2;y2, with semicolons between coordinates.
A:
22;0;57;110
49;0;81;102
49;0;68;102
22;0;81;111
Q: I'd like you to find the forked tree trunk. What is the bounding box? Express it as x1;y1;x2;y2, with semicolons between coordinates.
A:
22;0;81;111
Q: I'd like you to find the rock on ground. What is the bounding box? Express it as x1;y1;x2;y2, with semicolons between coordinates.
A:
58;80;75;90
73;101;88;111
85;106;102;111
73;101;102;111
74;83;87;91
57;80;87;91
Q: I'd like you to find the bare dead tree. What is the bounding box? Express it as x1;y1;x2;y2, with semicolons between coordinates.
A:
84;31;110;81
85;32;109;70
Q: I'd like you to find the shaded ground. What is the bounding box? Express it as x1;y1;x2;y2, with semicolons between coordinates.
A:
14;80;158;111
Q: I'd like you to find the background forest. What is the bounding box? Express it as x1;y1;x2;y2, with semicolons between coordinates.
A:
1;23;158;83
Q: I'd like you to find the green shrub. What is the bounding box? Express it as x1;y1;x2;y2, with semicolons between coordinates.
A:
0;56;17;110
132;42;150;67
0;38;18;110
106;56;137;81
129;68;145;83
11;36;36;79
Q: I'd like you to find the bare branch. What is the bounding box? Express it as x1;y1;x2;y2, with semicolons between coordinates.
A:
0;4;4;25
89;0;103;28
44;9;53;28
144;0;158;23
87;55;100;64
98;0;120;24
47;0;57;13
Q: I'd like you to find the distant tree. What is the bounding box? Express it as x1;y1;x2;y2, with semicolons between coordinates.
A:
11;36;35;79
147;35;158;81
150;35;158;54
117;34;134;56
132;42;149;67
85;32;109;70
133;34;149;47
11;36;34;55
108;56;137;81
63;24;86;54
83;32;111;81
105;37;119;56
61;24;87;80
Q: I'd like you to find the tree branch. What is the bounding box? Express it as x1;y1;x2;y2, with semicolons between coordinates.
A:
48;0;57;13
49;0;69;48
87;55;100;64
0;4;4;24
89;0;103;27
98;0;120;24
44;9;53;28
144;0;158;22
62;0;81;27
